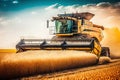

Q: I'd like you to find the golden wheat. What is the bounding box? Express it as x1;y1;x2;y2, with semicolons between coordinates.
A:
0;50;98;79
0;49;16;53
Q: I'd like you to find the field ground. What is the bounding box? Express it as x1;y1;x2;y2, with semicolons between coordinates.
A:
22;59;120;80
0;50;120;80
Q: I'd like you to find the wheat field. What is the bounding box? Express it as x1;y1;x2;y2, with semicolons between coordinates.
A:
0;49;16;53
0;50;98;79
39;61;120;80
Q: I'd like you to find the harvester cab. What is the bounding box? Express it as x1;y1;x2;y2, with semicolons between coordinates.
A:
48;12;94;35
16;12;110;58
48;12;104;41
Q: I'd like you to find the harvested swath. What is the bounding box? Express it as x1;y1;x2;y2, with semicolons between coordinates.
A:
0;50;98;79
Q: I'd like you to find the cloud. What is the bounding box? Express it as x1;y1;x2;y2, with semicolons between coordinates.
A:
96;2;120;9
0;8;54;48
31;11;38;15
45;2;120;28
45;2;120;13
96;2;112;7
45;3;63;10
12;0;19;4
0;17;3;21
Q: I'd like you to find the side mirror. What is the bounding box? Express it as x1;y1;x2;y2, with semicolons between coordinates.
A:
47;20;49;28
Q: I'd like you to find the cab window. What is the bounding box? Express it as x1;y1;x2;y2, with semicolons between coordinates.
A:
55;20;73;34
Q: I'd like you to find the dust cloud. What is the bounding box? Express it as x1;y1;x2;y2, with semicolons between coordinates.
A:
102;28;120;58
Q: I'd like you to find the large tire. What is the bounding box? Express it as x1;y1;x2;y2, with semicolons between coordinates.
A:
101;47;110;57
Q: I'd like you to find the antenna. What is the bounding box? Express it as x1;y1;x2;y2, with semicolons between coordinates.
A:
64;11;66;14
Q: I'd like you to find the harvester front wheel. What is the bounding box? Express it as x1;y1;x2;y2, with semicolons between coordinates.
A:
101;47;110;57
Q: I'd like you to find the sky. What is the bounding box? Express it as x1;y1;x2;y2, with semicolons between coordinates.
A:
0;0;120;12
0;0;120;48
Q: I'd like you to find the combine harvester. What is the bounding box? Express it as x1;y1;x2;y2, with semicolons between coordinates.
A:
16;12;110;61
0;12;111;79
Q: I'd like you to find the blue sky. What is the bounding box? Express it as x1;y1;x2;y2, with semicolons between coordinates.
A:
0;0;120;11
